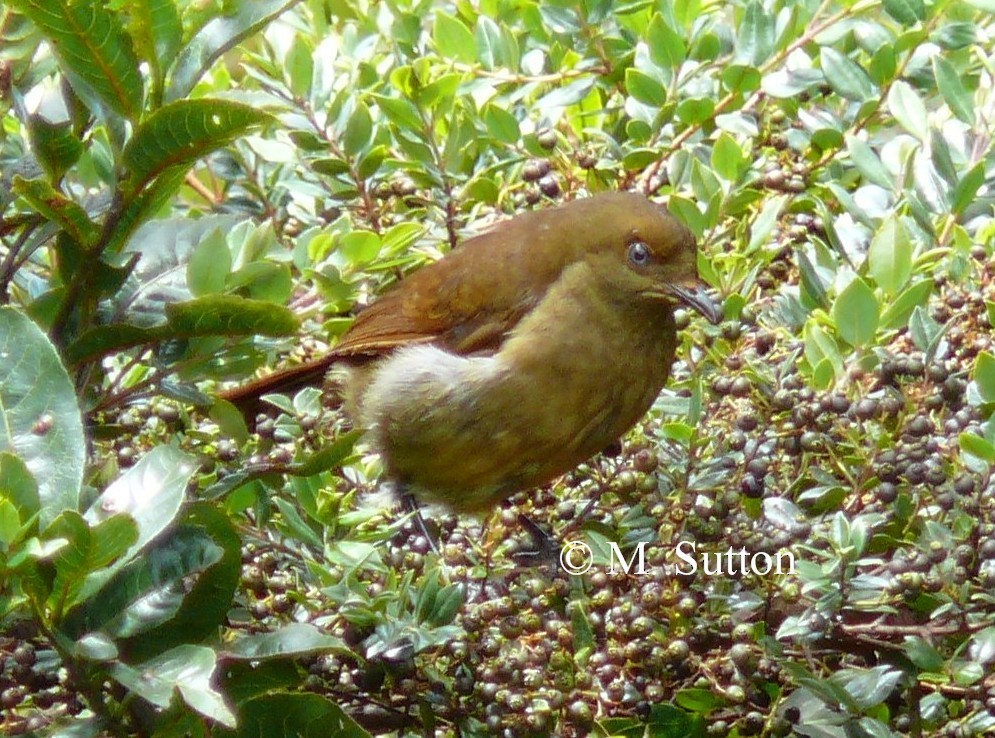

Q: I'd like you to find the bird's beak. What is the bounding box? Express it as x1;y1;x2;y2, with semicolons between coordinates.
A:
667;279;721;324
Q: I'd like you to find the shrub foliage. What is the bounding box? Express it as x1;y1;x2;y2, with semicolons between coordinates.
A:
1;0;994;736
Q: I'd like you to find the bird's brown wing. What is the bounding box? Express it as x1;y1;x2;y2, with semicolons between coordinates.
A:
329;213;565;360
221;203;580;415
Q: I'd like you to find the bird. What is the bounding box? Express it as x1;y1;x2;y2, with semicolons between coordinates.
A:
222;191;719;515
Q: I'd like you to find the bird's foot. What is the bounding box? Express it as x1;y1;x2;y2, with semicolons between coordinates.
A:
509;513;561;568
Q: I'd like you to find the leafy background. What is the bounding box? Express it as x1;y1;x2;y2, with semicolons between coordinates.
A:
1;0;995;736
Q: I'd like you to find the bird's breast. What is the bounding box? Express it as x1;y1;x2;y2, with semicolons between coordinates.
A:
351;265;679;513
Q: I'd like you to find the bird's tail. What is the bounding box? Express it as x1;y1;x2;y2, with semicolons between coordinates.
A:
219;355;338;418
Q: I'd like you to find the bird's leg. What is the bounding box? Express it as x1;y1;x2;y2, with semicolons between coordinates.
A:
557;442;623;538
399;488;440;555
510;513;561;567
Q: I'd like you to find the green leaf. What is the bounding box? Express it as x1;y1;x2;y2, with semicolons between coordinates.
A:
475;16;504;69
373;94;423;131
84;446;193;567
0;307;85;529
797;251;830;311
721;64;761;93
105;166;188;254
12;177;100;248
931;23;976;50
736;0;775;66
887;81;929;142
124;99;272;193
820;48;876;102
903;636;945;671
341;102;373;156
973;351;995;402
932;56;974;124
867;216;913;295
883;0;926;25
483;104;520;144
675;688;725;712
286;35;314;99
122;503;242;663
164;296;298;337
647;13;686;69
832;278;879;347
27;116;84;181
12;0;143;120
236;692;369;738
0;499;23;547
66;297;297;366
111;645;236;727
951;162;985;216
167;0;299;102
226;623;352;660
960;432;995;462
845;135;892;190
711;132;746;181
880;279;932;330
433;11;476;64
669;195;706;239
132;0;183;72
187;228;232;297
676;97;714;124
0;453;40;524
296;431;362;477
626;69;667;107
338;231;382;264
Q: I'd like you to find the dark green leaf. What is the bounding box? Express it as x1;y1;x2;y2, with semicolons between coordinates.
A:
820;48;876;102
647;13;686;69
887;81;929;141
124;99;272;193
867;216;912;295
880;279;932;330
832;278;879;347
883;0;926;25
296;431;362;477
736;0;775;66
12;0;143;120
951;162;985;216
226;623;352;660
0;307;85;528
932;56;974;124
626;69;667;106
235;692;370;738
973;351;995;402
167;0;299;101
27;116;84;181
133;0;183;72
12;177;100;247
903;636;945;671
111;645;235;726
123;503;242;662
187;228;231;297
164;296;298;337
675;688;725;712
433;11;476;64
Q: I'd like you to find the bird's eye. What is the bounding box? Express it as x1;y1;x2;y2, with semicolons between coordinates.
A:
628;240;651;266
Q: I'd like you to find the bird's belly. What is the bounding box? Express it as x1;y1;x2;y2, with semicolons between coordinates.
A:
355;334;673;513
